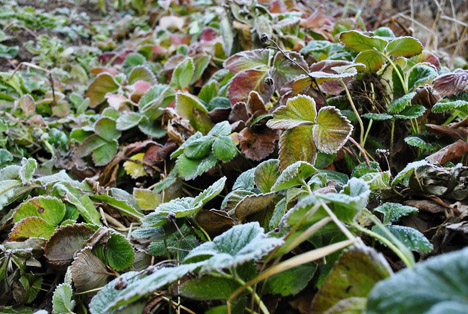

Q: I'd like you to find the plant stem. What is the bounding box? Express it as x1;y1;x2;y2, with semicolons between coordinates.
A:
361;210;415;267
352;222;413;268
363;119;373;148
348;136;371;168
390;118;396;153
340;78;365;147
300;178;313;194
381;53;408;94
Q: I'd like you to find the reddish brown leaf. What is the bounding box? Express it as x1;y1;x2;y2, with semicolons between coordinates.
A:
228;69;273;105
229;102;249;123
426;140;468;165
90;68;119;76
433;69;468;98
200;27;218;42
425;124;468;140
238;127;279;161
411;86;440;109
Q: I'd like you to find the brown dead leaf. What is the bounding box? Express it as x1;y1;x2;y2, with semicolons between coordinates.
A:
426;140;468;165
433;69;468;97
239;127;279;161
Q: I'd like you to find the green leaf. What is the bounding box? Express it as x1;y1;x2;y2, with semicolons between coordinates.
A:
272;161;317;191
432;99;468;113
366;247;468;313
392;160;430;186
184;222;283;270
362;113;393;120
0;148;13;163
185;136;214;159
373;224;433;253
313;106;353;154
19;158;37;184
340;30;388;52
86;73;120;108
193;177;227;206
94;117;121;142
52;283;75;314
14;196;66;226
92;193;143;218
407;64;438;91
106;233;135;271
254;159;280;193
212;136;237;162
355;50;386;72
374;27;395;38
312;244;392;313
287;178;370;226
90;263;203;313
180;276;241;300
123;53;146;69
139;84;174;120
278;126;317;170
373;202;418;224
198;81;218;104
55;183;102;225
267;95;316;129
138;120;167;138
127;65;156;85
386;37;423;57
9;217;57;240
176;92;213;134
116;112;143;130
394;105;426;119
177;154;218;180
191;54;211;84
387;92;416;114
404;136;439;150
264;263;317;296
92;140;118;166
155;177;226;218
77;135;108;158
171;57;194;89
233;168;256;191
207;121;231;137
223;49;273;73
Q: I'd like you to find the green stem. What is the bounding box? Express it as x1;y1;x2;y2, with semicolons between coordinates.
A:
191;218;212;242
381;53;408;94
300;178;312;195
443;109;461;125
352;222;413;268
363;119;373;148
340;79;365;147
390;118;396;153
229;275;270;314
362;210;415;267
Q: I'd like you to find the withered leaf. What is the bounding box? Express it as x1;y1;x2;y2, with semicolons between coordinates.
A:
44;224;95;269
71;247;111;292
426;140;468;165
238;127;279;161
433;69;468;98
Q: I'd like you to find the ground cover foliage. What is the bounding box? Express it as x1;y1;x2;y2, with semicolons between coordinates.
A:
0;0;468;313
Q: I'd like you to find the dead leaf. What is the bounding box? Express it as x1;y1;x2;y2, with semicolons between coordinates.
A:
426;140;468;165
433;69;468;97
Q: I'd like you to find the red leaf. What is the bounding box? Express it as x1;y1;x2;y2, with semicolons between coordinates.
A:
228;69;273;105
